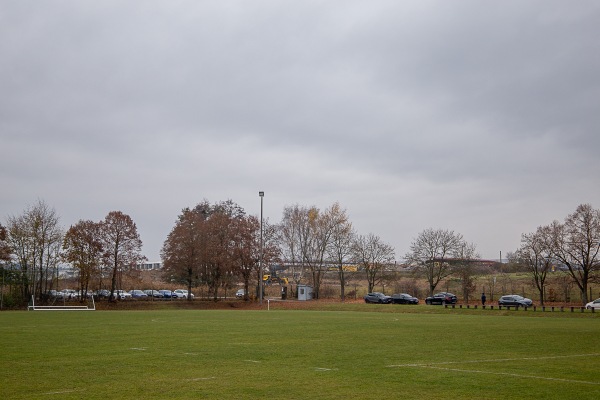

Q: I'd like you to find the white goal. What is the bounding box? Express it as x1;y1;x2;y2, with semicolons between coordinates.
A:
27;295;96;311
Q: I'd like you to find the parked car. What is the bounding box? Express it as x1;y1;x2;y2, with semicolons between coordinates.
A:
498;295;533;307
364;292;393;304
95;289;111;299
235;289;246;299
114;290;132;300
173;289;194;299
60;289;79;299
585;298;600;310
158;290;177;298
391;293;419;304
130;290;149;299
425;292;457;305
143;289;163;298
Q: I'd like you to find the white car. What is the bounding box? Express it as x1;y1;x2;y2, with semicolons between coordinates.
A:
585;298;600;310
115;290;132;300
235;289;246;299
173;289;194;299
60;289;79;299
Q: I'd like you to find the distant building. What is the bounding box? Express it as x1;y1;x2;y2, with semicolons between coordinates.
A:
138;262;162;271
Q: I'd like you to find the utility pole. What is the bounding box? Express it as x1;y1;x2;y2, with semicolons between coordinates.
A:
259;191;264;305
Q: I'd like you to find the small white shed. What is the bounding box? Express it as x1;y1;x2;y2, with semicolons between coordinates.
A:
297;285;313;301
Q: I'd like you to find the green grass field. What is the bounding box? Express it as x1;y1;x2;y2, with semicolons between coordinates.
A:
2;306;599;399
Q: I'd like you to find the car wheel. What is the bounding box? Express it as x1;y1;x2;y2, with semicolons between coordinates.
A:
425;300;430;305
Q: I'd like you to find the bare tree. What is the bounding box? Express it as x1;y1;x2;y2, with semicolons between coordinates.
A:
100;211;145;301
299;206;325;297
277;204;321;295
512;225;553;305
548;204;600;305
62;220;103;299
308;203;348;299
277;205;307;294
325;203;355;301
6;200;63;301
452;242;480;303
353;233;395;293
278;203;357;299
405;228;466;297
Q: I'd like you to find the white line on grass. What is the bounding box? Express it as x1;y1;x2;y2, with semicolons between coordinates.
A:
387;353;600;385
386;353;600;368
245;360;261;363
43;389;84;395
314;367;339;372
425;366;600;386
130;347;147;351
186;377;216;381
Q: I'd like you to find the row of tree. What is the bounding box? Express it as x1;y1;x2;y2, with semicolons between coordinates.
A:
0;200;145;303
402;204;600;305
1;199;598;306
161;200;272;301
160;201;397;301
277;203;395;299
511;203;600;305
0;198;399;304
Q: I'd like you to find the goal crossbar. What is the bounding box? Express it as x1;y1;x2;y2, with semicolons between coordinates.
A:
28;296;96;311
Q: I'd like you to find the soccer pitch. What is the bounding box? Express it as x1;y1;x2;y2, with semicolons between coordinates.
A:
1;308;599;399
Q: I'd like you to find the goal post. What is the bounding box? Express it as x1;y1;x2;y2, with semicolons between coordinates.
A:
28;295;96;311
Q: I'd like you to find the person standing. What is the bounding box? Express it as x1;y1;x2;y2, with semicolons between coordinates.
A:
481;292;487;306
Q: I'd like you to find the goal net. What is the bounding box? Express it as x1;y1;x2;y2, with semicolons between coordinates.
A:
28;295;96;311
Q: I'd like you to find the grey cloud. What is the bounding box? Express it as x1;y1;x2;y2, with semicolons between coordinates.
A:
2;1;599;261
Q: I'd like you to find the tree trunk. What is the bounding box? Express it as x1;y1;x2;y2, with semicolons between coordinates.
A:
339;268;346;301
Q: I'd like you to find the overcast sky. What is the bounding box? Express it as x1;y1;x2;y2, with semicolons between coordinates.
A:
2;1;599;263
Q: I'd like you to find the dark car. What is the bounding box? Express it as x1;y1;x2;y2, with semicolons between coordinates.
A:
129;290;148;299
158;289;177;299
498;295;533;307
391;293;419;304
364;292;393;304
425;292;457;305
144;289;164;298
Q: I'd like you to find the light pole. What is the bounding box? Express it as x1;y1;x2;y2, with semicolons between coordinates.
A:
259;191;264;305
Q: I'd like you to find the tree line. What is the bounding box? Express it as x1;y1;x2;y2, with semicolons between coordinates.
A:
1;199;598;306
0;200;144;305
510;203;600;305
161;200;398;301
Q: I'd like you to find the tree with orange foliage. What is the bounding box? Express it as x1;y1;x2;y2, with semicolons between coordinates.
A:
100;211;145;301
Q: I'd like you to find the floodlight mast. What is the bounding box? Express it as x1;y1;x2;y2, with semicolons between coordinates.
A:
259;191;264;305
